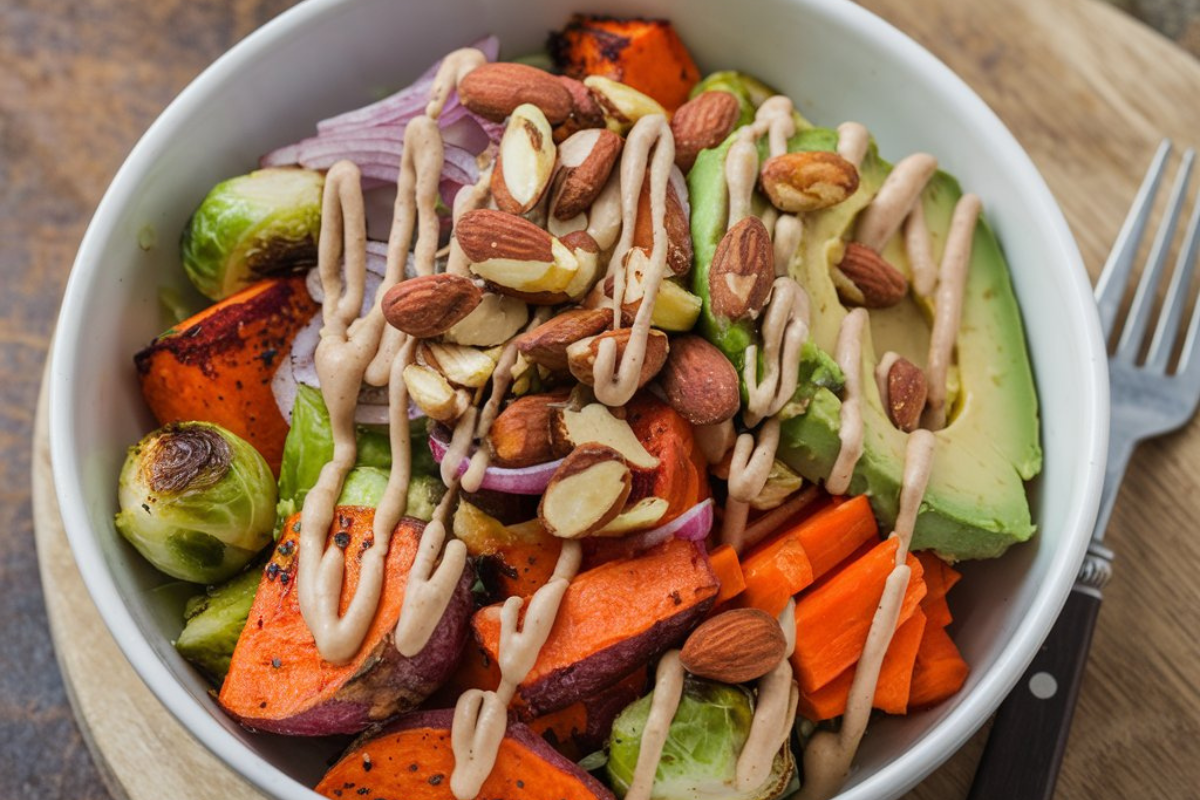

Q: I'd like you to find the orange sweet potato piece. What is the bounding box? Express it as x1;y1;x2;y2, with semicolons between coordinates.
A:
316;709;615;800
219;509;473;735
549;15;701;111
909;623;970;708
625;394;709;524
135;276;317;472
790;538;927;693
796;609;928;721
527;667;648;760
474;538;718;715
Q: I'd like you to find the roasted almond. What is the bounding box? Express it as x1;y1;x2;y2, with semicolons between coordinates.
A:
457;62;572;124
553;75;606;143
551;128;623;220
382;274;482;338
670;90;741;172
402;363;470;423
680;608;787;684
709;216;774;320
488;392;568;468
759;150;860;213
600;269;702;332
538;444;633;538
492;103;557;215
883;355;928;433
549;402;659;469
584;75;666;134
835;243;908;308
457;209;579;296
566;327;669;390
417;342;496;388
516;308;612;371
659;335;741;426
443;292;530;347
631;169;693;276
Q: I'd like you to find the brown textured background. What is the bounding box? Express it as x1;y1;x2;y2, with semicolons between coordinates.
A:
4;0;1200;798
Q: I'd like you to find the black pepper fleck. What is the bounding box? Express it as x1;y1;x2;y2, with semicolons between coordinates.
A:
356;789;369;795
280;540;295;556
271;658;281;669
334;532;351;549
279;571;290;585
292;520;301;533
266;563;280;581
408;764;419;772
428;774;444;786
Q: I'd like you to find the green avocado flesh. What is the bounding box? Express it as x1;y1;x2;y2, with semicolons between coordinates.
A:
688;126;1042;561
175;566;260;684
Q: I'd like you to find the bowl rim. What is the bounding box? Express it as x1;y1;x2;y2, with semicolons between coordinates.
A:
49;0;1109;797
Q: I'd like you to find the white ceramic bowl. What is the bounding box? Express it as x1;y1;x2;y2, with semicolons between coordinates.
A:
50;0;1108;797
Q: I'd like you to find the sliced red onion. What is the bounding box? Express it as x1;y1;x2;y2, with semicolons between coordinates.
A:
669;164;690;221
428;426;562;495
624;498;715;550
271;352;300;424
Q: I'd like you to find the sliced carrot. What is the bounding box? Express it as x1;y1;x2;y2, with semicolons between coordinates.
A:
625;395;709;523
549;15;701;111
795;495;880;579
739;531;813;617
922;593;953;628
909;623;970;708
796;610;928;721
135;276;318;472
473;538;718;715
915;552;960;627
709;544;746;606
790;538;927;693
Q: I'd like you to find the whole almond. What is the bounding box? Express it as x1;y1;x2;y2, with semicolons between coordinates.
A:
659;335;741;426
553;75;606;143
709;216;774;320
566;327;669;389
488;392;569;468
760;150;860;213
680;608;787;684
836;243;908;308
538;443;633;538
382;274;482;338
671;91;741;172
492;104;557;215
457;63;572;124
551;129;623;220
516;308;612;371
457;209;555;264
885;356;928;433
631;170;693;276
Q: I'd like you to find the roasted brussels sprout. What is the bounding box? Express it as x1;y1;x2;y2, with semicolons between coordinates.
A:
607;676;795;800
181;167;324;300
116;422;277;583
175;565;260;683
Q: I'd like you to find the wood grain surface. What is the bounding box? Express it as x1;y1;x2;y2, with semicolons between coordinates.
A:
6;0;1200;798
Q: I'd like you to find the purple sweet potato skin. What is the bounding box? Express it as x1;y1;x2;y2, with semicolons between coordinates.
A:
518;591;714;715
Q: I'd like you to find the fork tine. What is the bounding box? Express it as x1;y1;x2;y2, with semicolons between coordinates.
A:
1115;148;1194;362
1096;139;1173;340
1147;158;1200;371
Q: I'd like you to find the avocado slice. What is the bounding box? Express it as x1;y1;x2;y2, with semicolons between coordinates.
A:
174;566;260;684
688;127;1042;560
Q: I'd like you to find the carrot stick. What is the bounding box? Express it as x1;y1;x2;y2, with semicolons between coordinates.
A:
790;538;927;693
915;551;960;627
738;530;814;617
909;623;970;708
922;593;953;628
795;495;880;579
708;544;746;605
796;609;928;721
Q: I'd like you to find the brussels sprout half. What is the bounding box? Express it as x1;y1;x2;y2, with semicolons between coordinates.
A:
181;167;324;300
607;677;795;800
116;422;277;584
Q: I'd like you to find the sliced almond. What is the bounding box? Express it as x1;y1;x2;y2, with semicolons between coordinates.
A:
835;243;908;308
883;355;928;433
553;75;606;143
381;273;482;339
565;327;669;391
760;150;860;213
458;209;579;295
631;169;693;276
560;230;602;300
594;497;670;536
538;444;633;539
443;292;529;347
670;90;741;172
680;608;787;684
418;342;496;388
659;335;741;426
402;363;470;423
551;128;624;220
515;308;611;371
601;270;702;332
492;104;557;215
550;402;659;469
584;76;666;134
709;216;774;320
457;62;572;124
487;391;569;468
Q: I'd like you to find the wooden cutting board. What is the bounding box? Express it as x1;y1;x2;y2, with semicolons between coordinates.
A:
31;0;1200;798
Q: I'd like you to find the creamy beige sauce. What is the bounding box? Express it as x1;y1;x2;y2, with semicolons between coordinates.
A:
736;599;799;790
797;430;934;800
826;308;868;496
725;97;796;226
854;153;937;253
873;350;901;413
743;278;810;426
773;213;804;277
740;485;820;553
694;418;738;466
451;541;582;798
446;165;497;277
924;194;981;430
591;115;675;407
904;198;937;297
836;122;870;169
625;649;686;800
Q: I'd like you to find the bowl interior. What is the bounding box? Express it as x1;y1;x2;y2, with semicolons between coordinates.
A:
50;0;1105;797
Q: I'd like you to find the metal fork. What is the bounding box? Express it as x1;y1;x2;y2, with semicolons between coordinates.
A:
968;140;1200;800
